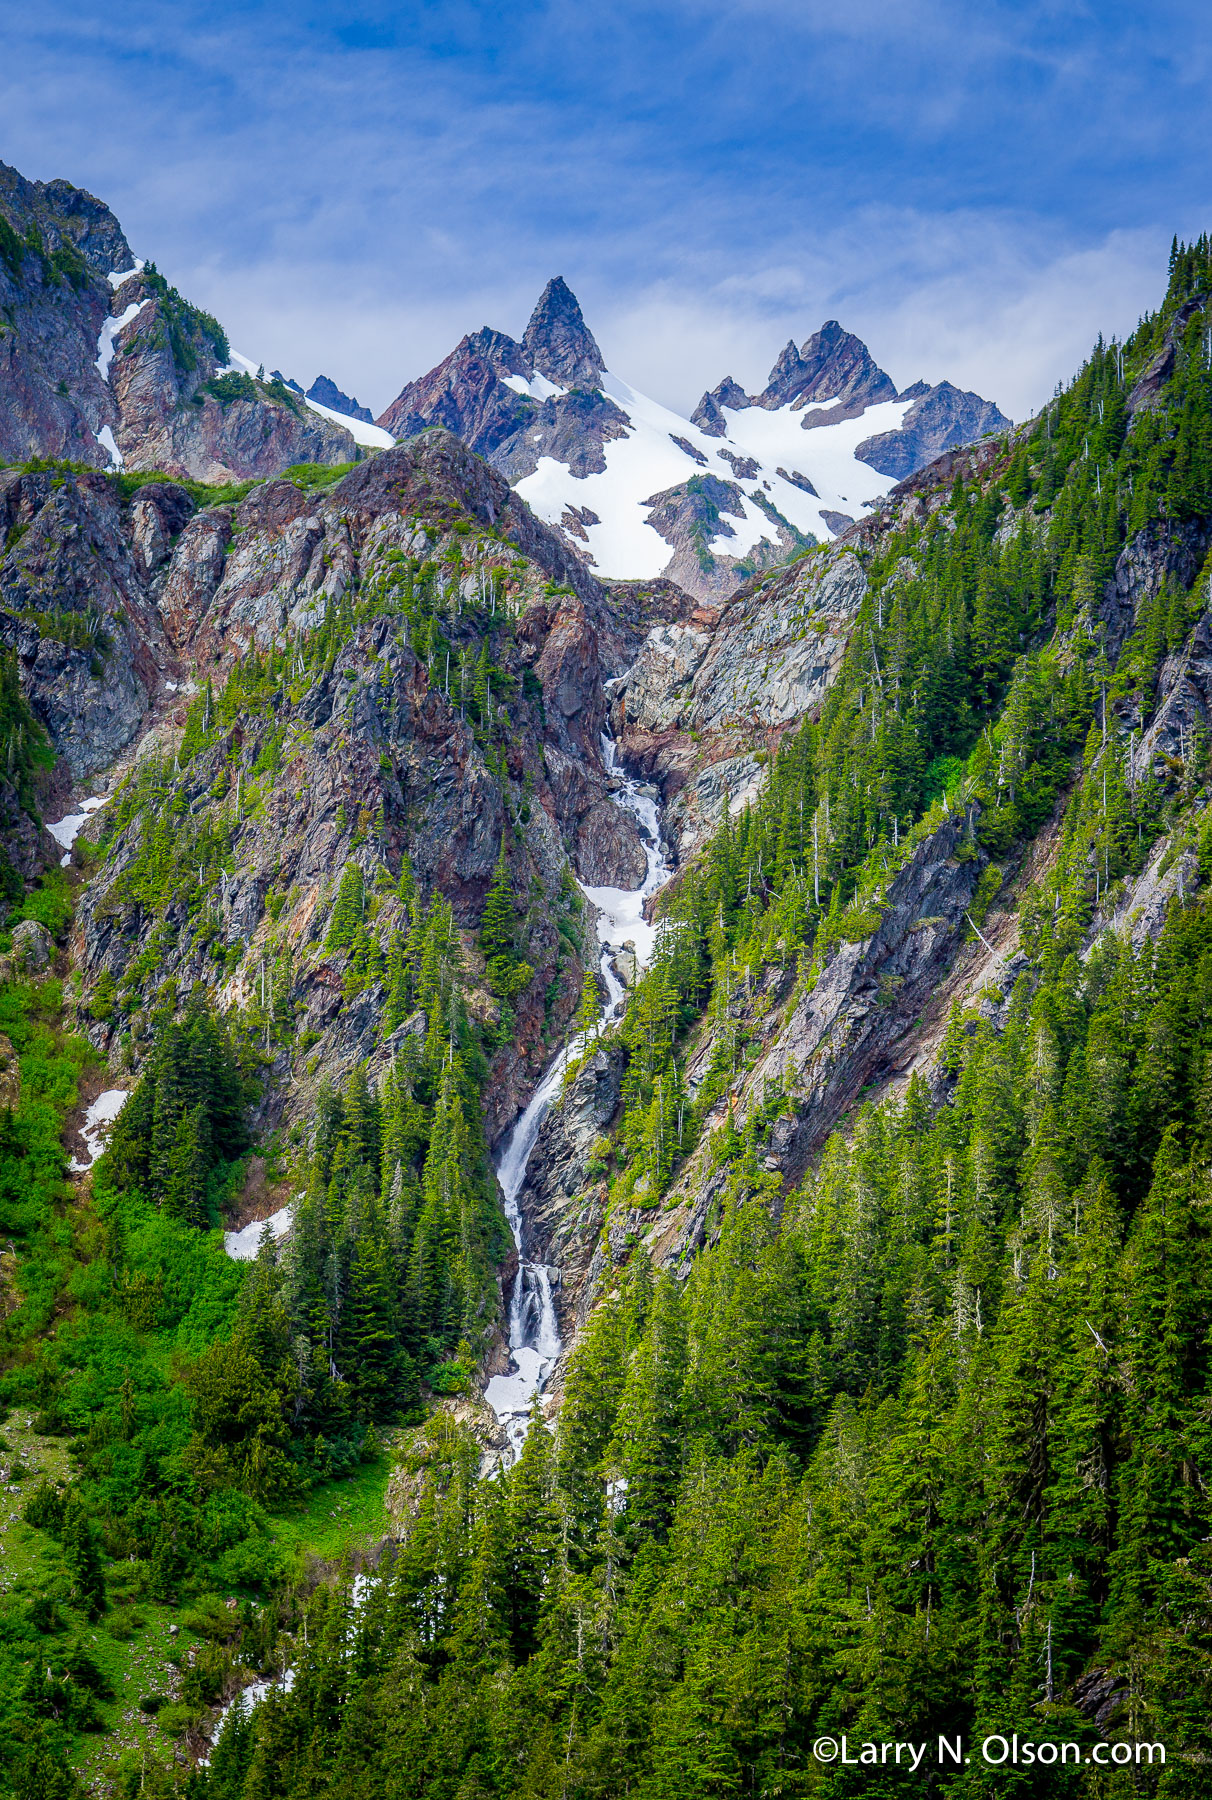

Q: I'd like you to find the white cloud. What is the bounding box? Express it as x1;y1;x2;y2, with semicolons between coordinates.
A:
167;211;1169;431
859;227;1164;421
0;1;1200;426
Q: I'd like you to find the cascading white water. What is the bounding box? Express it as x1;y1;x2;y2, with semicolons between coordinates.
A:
484;728;672;1460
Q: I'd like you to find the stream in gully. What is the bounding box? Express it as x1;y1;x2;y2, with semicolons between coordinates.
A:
483;732;673;1460
46;734;672;1457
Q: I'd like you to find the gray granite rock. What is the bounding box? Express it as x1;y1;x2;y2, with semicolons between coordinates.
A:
856;380;1009;480
11;918;52;972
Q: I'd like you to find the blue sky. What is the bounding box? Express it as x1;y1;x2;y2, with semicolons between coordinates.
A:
5;1;1211;420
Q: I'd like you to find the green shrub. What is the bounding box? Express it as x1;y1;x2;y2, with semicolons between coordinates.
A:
26;1593;64;1633
967;861;1004;932
141;262;228;370
22;1477;65;1533
285;461;357;490
18;606;113;668
207;371;303;415
88;970;116;1021
206;371;259;407
428;1360;471;1395
13;869;73;938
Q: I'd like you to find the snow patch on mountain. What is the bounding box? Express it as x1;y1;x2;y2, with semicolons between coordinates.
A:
303;394;395;449
716;394;914;533
502;371;566;402
95;299;148;382
514;371;911;580
95;425;123;470
226;352;395;449
106;259;145;289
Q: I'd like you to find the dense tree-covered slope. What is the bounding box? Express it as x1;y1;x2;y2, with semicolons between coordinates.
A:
5;241;1212;1797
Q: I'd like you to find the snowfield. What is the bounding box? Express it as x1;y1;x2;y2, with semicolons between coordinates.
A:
95;299;148;383
94;426;123;471
47;795;108;866
515;369;911;580
301;393;395;449
71;1089;128;1172
224;1204;294;1261
502;371;565;402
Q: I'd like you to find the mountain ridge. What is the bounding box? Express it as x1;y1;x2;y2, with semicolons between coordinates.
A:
378;282;1011;599
0;153;1009;609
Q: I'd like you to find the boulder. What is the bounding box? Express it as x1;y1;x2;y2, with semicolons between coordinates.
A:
11;918;53;973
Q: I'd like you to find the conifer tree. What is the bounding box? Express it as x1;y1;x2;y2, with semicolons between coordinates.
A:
60;1493;106;1621
609;1273;687;1541
556;1295;628;1553
325;863;365;952
478;836;516;967
504;1402;560;1660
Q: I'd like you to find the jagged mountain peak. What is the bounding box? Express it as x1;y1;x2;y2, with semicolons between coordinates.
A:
693;319;898;423
689;376;748;437
800;317;862;359
521;276;605;389
306;374;374;424
756;318;897;413
376;286;1008;601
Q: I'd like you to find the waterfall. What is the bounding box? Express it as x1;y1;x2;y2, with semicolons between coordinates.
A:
484;728;672;1460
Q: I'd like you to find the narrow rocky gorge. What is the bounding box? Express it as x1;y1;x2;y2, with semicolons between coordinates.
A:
485;727;674;1453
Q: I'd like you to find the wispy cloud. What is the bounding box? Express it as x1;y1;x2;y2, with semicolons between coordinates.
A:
0;0;1206;420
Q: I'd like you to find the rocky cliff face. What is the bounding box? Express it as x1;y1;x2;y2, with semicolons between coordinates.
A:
379;281;624;489
855;378;1010;479
0;163;133;469
694;326;1009;453
612;544;868;851
376;328;533;453
0;159;361;482
102;271;359;481
520;802;990;1326
0;466;172;777
10;433;669;1142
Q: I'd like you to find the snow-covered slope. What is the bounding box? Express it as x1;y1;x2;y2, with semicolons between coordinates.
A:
300;392;394;450
515;373;912;580
377;278;1010;600
227;352;394;450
